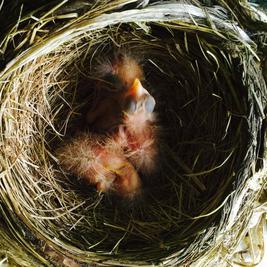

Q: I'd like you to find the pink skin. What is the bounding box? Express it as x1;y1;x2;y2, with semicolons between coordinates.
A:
56;133;141;198
123;112;157;174
116;79;158;174
90;148;141;197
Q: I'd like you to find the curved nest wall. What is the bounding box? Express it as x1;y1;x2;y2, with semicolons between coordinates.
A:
0;1;266;266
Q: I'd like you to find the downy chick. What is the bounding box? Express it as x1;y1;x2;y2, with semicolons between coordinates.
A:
56;133;141;198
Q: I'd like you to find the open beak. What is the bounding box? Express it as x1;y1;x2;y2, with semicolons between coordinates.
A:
128;78;146;98
124;78;156;113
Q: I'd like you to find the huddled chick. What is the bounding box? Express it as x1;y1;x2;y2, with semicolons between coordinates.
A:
56;53;158;198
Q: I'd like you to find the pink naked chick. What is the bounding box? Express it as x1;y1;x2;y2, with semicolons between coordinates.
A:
56;133;141;198
116;77;158;175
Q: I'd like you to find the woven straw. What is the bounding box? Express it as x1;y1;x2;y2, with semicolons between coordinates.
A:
0;1;266;266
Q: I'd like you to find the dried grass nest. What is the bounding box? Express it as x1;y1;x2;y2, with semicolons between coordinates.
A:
0;1;266;266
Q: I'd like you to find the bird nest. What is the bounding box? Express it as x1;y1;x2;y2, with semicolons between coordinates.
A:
0;1;266;266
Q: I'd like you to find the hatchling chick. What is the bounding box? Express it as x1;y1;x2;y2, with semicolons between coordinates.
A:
117;77;158;175
56;133;141;198
86;53;145;133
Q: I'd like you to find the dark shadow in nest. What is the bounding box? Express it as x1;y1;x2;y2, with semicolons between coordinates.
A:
143;29;250;205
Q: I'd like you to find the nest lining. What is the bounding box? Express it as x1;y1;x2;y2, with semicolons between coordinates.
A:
0;2;266;267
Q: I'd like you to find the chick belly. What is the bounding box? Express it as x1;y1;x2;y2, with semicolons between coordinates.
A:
125;131;157;174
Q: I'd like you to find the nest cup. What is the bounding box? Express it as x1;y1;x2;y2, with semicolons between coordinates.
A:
0;1;266;266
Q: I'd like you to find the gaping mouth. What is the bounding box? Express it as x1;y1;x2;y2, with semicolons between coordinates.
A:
123;78;156;114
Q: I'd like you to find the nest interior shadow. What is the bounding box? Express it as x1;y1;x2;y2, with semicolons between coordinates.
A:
0;19;261;266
